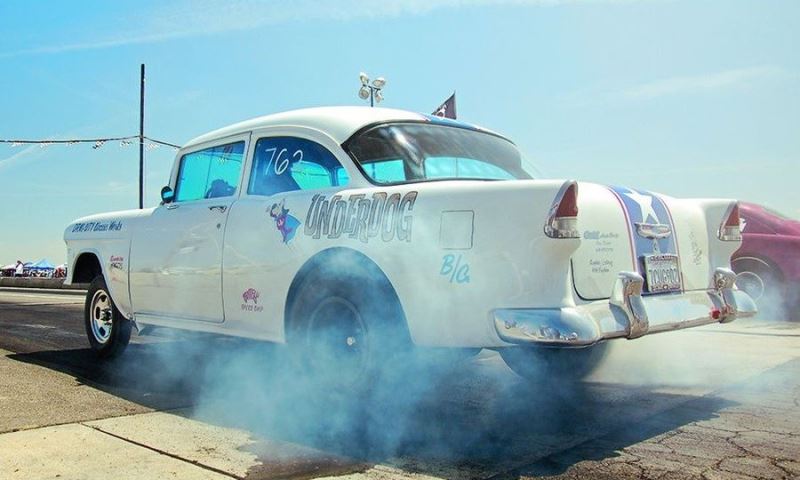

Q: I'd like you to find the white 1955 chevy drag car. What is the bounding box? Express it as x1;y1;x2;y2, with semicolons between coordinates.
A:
64;107;756;386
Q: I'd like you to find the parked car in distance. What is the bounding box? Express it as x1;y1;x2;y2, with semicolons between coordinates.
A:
733;202;800;313
63;107;757;389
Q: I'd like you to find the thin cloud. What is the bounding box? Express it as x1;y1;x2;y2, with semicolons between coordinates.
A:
560;65;790;108
0;145;44;172
0;0;650;58
623;66;787;100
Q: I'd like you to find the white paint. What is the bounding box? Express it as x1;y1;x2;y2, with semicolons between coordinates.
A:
63;107;749;348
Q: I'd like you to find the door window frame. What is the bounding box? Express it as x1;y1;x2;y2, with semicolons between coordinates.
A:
168;132;252;205
240;127;367;199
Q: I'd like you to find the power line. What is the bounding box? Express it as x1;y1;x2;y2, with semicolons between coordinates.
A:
143;136;180;149
0;135;180;150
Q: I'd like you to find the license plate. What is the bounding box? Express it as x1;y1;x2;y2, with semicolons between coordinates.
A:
643;254;681;292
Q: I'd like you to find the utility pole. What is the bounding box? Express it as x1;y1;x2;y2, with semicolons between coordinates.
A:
138;64;145;209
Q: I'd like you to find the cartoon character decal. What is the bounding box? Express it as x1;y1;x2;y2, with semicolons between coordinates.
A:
269;200;301;244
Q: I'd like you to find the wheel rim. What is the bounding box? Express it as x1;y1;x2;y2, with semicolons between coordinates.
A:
735;271;765;301
90;289;113;344
305;297;369;387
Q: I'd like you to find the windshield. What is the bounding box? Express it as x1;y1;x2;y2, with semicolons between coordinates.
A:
344;123;533;184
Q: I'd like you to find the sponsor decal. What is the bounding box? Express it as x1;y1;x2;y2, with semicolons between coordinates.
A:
269;200;300;244
583;230;619;255
71;220;123;233
688;231;704;266
440;254;470;284
109;255;124;270
241;288;263;312
305;191;418;243
590;259;614;274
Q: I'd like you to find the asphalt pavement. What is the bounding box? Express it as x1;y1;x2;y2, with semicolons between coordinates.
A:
0;288;798;479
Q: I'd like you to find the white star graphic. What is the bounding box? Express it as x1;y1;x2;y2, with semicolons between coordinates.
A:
624;191;661;224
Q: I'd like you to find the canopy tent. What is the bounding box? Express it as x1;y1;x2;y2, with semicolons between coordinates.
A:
29;259;55;270
1;264;17;271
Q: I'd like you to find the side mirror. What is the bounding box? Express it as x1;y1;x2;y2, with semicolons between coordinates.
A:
161;186;175;204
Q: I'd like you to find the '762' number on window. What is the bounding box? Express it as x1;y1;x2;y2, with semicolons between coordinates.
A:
264;148;303;175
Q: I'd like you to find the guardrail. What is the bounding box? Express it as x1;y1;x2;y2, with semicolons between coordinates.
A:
0;278;88;290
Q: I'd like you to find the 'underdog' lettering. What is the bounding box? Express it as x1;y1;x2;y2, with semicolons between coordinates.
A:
304;191;418;243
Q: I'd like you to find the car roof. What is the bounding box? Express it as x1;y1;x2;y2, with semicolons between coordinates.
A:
182;106;504;149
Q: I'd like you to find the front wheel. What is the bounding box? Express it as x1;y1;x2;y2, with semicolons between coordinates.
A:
733;259;782;302
499;343;609;383
84;275;132;358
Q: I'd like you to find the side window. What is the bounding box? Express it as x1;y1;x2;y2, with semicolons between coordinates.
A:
175;141;245;202
248;137;349;196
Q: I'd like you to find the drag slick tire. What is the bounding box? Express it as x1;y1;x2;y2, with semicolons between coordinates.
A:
287;268;410;394
499;343;609;383
84;275;132;358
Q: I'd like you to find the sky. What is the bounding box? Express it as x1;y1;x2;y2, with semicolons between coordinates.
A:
0;0;798;264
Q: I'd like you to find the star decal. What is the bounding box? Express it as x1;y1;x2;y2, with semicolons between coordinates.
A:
624;190;661;224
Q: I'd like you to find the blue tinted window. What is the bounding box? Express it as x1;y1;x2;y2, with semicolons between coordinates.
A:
248;137;349;196
346;123;530;184
175;141;245;202
425;157;514;180
361;159;406;183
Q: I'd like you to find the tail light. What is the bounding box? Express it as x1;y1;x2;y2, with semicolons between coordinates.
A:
718;202;742;241
545;181;580;239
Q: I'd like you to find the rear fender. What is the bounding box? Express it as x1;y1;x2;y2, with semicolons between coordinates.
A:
667;198;741;291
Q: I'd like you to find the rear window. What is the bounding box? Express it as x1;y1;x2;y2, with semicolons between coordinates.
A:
345;123;532;185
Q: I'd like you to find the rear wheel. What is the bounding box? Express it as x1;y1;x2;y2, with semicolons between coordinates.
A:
499;343;609;383
287;270;410;393
84;275;132;358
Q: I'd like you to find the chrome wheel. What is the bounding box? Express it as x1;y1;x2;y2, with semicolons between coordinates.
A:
736;271;765;301
89;289;113;344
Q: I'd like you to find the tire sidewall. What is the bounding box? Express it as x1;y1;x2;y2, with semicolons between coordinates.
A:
733;259;782;301
84;275;131;358
287;271;409;392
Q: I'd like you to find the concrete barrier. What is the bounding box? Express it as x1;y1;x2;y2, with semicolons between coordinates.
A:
0;277;88;290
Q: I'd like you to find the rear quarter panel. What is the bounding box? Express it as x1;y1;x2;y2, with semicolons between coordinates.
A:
223;179;575;347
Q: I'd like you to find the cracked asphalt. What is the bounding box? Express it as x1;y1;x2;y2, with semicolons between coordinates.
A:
1;287;799;480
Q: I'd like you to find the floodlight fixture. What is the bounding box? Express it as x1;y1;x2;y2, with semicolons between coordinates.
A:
357;71;387;107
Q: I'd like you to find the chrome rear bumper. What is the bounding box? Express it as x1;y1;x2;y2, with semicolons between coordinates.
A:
494;268;757;346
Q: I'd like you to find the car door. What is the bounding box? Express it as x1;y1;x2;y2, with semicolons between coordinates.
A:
129;135;249;323
221;129;352;339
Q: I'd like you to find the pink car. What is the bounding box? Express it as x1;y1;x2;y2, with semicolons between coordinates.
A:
733;203;800;311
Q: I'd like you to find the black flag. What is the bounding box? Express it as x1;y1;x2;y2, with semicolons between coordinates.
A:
432;92;457;119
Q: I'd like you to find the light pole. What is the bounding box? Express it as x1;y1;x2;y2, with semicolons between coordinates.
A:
358;72;386;107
